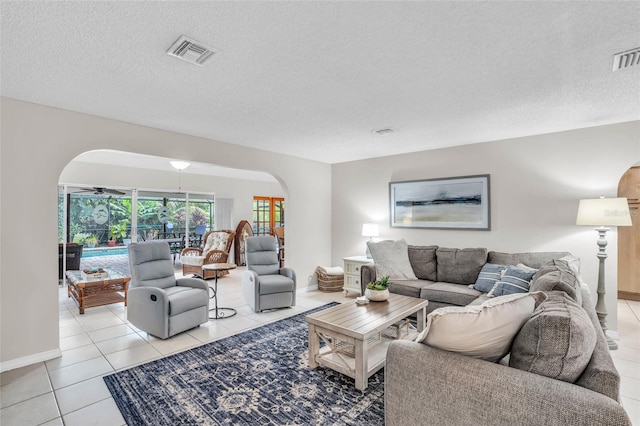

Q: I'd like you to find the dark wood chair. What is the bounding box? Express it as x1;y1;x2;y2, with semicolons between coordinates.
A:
234;220;254;266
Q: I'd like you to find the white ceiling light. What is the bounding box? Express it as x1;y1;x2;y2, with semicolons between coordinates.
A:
166;35;219;66
612;47;640;71
170;160;190;170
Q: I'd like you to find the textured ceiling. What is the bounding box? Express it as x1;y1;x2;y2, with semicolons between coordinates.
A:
1;1;639;164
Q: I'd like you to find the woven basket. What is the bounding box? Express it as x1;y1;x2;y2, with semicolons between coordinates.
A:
335;333;381;357
316;267;344;292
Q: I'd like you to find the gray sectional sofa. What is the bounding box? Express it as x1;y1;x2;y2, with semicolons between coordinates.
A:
360;246;570;314
361;245;631;425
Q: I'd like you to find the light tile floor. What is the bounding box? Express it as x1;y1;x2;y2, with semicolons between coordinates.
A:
1;269;639;425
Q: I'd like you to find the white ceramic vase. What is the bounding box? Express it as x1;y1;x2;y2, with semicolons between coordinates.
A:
365;288;390;302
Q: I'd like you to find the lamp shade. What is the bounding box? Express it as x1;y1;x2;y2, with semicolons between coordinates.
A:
170;160;190;170
576;197;632;227
362;223;380;237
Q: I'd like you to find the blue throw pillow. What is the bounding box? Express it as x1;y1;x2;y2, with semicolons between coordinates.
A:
491;265;538;297
473;263;507;293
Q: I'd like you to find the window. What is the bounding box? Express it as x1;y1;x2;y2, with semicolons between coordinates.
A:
253;196;284;235
59;187;214;246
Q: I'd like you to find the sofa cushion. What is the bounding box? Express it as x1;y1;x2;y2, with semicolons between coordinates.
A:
436;247;487;285
181;255;205;266
367;239;418;280
530;259;582;304
408;245;438;281
473;263;507;293
421;282;484;307
487;251;571;268
166;287;208;316
417;292;547;362
490;265;538;297
510;291;597;383
389;279;430;299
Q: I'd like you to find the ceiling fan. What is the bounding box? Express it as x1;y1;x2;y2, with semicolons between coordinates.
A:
74;187;126;195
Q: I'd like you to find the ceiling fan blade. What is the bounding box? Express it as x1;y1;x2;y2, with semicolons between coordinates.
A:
103;188;125;195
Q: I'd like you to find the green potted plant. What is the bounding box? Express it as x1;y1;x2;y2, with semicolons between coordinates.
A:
72;232;90;246
85;235;98;248
109;221;128;246
365;276;391;301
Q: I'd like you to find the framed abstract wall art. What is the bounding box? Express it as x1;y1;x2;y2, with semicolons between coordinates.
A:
389;175;490;230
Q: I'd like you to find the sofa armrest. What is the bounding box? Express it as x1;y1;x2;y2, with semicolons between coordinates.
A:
361;264;376;295
385;340;631;426
127;287;170;338
181;247;203;256
176;277;208;292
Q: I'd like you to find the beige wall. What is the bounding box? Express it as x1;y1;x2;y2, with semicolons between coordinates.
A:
0;98;332;370
332;121;640;334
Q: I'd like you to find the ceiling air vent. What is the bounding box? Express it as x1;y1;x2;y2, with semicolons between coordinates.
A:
166;35;219;66
612;47;640;72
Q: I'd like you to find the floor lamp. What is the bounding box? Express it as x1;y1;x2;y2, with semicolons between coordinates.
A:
576;197;632;350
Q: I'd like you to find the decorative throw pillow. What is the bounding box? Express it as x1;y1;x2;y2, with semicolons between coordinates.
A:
510;291;596;383
436;247;488;285
530;259;582;305
472;263;507;293
416;292;547;362
489;265;538;297
367;239;418;280
559;254;581;275
408;245;438;281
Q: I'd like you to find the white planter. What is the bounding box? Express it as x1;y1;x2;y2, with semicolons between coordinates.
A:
365;288;390;302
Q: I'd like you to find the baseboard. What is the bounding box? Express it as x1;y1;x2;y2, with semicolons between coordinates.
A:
607;330;619;340
618;291;640;301
0;348;62;373
305;284;318;292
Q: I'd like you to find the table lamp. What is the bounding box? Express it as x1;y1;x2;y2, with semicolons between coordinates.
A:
576;196;632;350
362;223;379;258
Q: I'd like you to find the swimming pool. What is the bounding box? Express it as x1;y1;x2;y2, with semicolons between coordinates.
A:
82;248;129;258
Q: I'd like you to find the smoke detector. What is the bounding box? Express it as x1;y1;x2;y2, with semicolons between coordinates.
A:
374;128;395;136
167;35;219;66
612;47;640;71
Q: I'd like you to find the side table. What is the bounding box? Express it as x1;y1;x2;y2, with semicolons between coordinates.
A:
202;263;237;319
343;256;373;296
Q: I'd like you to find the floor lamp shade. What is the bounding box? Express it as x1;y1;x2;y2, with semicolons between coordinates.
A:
576;197;632;227
576;197;632;350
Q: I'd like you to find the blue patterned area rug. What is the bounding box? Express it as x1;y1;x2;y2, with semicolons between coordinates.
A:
103;303;384;425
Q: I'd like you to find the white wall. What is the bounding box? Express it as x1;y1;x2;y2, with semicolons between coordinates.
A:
60;160;284;230
0;98;332;370
332;121;640;334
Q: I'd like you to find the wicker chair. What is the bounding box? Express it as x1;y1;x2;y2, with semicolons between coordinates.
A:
181;229;236;279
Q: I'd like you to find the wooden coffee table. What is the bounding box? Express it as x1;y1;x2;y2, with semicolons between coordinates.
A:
306;293;428;390
65;269;130;314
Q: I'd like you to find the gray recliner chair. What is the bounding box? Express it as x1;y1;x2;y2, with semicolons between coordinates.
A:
128;241;209;339
242;236;296;312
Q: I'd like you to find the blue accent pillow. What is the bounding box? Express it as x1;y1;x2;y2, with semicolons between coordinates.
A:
473;263;507;293
491;265;538;297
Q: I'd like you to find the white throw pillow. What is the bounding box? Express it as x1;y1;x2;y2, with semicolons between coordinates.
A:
416;292;547;362
367;239;418;280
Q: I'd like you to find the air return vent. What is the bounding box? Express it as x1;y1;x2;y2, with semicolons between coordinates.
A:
167;35;219;66
612;47;640;71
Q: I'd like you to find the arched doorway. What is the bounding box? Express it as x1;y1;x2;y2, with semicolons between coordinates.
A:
618;165;640;301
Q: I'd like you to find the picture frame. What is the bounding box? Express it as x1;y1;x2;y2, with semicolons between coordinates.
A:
389;174;490;230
